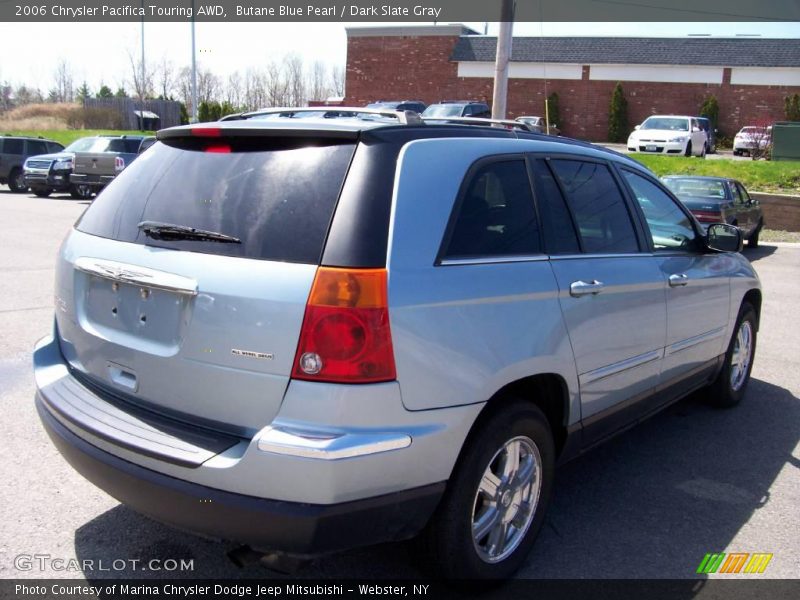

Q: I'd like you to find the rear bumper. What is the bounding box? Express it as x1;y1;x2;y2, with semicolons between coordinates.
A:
37;396;443;555
70;173;115;188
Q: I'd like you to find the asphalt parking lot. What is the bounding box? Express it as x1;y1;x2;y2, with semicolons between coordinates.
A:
0;190;797;580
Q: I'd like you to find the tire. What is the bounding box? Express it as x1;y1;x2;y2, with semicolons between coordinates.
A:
8;168;28;193
32;188;51;198
748;222;761;248
706;303;757;408
684;142;692;157
70;183;92;200
733;150;740;156
698;143;707;159
419;400;555;579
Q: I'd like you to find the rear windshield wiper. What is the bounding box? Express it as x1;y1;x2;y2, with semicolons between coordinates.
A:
138;221;241;244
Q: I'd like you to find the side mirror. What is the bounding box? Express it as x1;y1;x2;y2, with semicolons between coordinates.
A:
706;223;743;253
692;126;701;132
634;125;640;130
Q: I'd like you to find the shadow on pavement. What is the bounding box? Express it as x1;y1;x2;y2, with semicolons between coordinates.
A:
743;245;777;262
74;378;798;581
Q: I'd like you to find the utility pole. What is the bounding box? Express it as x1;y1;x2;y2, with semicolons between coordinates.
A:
140;0;145;130
191;0;198;122
491;0;515;120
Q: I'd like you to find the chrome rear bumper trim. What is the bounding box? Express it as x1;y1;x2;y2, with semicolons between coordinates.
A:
257;426;411;460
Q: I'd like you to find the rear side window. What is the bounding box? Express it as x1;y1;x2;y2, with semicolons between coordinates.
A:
443;159;541;259
77;139;355;264
4;139;24;154
47;142;64;153
549;159;639;254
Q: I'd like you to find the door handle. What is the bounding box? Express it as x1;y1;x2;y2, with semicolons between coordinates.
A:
570;280;604;297
668;273;689;287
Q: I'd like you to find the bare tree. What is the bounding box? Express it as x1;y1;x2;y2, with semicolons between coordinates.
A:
242;67;266;110
284;53;306;107
127;50;154;101
51;60;74;103
330;64;345;98
265;60;289;107
197;67;220;105
156;57;175;99
226;71;243;109
307;61;328;102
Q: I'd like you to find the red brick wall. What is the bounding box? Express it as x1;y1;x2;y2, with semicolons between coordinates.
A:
345;34;800;141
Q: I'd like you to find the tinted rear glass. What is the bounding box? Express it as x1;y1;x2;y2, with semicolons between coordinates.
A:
4;139;24;154
76;139;355;264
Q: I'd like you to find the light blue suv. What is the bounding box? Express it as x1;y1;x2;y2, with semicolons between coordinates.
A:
33;113;760;578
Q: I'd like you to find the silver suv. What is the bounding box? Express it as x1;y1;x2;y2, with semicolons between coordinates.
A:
34;114;760;579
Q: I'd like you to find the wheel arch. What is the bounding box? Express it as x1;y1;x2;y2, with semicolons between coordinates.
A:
742;289;762;331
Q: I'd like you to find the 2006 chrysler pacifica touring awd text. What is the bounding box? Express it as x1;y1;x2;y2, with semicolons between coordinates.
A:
34;110;760;579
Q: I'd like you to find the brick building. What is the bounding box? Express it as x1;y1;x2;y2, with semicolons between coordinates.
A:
344;25;800;140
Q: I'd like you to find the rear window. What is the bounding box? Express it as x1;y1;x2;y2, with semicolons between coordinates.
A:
3;139;24;154
76;139;355;264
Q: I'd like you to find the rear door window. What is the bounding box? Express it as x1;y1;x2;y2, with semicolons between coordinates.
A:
529;159;580;254
26;140;48;156
443;158;541;259
76;139;356;264
549;159;639;254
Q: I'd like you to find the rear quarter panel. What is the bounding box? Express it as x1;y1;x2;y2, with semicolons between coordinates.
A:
387;137;580;424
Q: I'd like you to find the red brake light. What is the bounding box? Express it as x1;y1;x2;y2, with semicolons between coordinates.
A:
292;268;396;384
692;210;720;223
191;127;221;137
204;144;231;153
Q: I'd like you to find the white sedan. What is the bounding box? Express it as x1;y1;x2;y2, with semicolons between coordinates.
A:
627;115;708;157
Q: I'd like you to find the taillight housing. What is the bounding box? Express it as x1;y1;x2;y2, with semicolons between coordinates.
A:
114;156;125;172
692;210;721;223
292;268;396;384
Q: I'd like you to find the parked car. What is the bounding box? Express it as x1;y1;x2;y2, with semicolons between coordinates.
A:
34;114;760;579
70;136;150;194
366;100;427;114
514;116;560;136
662;176;764;247
0;135;64;193
627;115;708;157
137;136;157;154
24;135;145;199
696;117;717;154
733;126;772;156
422;101;491;118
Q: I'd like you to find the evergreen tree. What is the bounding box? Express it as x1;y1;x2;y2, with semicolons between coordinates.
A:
96;85;113;99
699;95;720;131
785;94;800;121
545;92;560;131
114;87;128;98
608;82;629;143
76;81;91;103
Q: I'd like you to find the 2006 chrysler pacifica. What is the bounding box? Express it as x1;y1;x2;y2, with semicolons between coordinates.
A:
34;111;760;579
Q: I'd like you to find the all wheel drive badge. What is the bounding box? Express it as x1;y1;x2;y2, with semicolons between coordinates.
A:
231;348;274;360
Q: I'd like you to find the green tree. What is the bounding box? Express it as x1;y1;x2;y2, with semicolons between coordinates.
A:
76;81;91;103
114;87;128;98
96;85;113;99
220;100;237;118
545;92;560;131
178;101;189;125
198;101;211;122
699;95;720;131
785;93;800;121
608;82;629;143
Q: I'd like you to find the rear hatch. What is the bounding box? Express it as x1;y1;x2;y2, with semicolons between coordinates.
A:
55;130;357;435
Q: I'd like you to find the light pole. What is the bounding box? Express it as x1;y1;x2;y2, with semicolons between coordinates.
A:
191;0;198;122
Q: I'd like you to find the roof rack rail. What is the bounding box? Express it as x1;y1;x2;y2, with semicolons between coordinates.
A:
224;106;424;125
421;116;534;131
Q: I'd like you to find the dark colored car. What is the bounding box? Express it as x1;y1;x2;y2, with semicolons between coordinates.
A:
422;101;491;119
365;100;427;113
0;135;64;193
662;176;763;247
24;135;144;199
696;117;717;154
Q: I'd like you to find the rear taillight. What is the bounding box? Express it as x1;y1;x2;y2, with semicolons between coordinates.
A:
114;156;125;172
292;268;396;384
692;210;720;223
